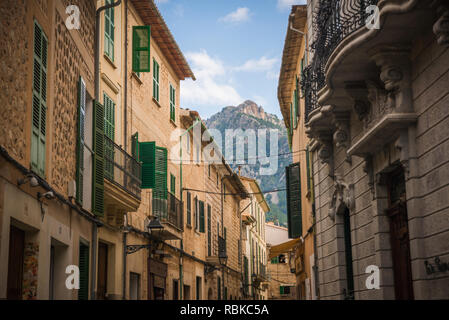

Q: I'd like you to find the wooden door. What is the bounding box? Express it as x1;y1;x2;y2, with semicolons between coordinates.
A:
97;242;108;300
7;226;25;300
386;167;414;300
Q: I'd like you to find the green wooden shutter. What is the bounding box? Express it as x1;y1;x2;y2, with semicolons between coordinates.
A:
155;146;167;199
104;0;114;61
78;243;89;300
140;141;155;189
76;77;86;204
286;162;302;238
31;21;48;177
186;192;191;226
280;286;285;295
306;146;311;192
170;85;175;122
103;94;115;180
92;101;105;217
199;201;205;233
132;26;151;73
294;89;298;128
153;59;159;101
207;204;211;255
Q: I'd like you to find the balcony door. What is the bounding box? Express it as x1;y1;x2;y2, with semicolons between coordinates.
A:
386;167;414;300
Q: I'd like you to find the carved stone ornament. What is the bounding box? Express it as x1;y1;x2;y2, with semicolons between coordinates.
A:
318;143;332;164
433;3;449;47
328;179;355;221
345;81;371;122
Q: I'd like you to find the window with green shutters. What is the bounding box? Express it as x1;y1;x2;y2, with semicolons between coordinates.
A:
194;196;198;230
103;93;115;180
78;242;89;300
153;59;160;102
154;146;167;200
199;200;205;233
76;77;86;205
186;192;192;226
140;142;155;189
306;146;311;193
207;204;211;255
170;84;175;122
132;26;151;73
104;0;114;61
31;21;48;177
286;162;302;238
92;101;105;217
271;257;279;264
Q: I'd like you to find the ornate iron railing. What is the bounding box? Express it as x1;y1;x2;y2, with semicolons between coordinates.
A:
151;189;184;231
218;235;227;260
303;0;379;121
104;136;141;200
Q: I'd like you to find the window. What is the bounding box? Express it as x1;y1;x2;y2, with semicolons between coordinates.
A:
170;174;176;195
104;0;114;61
186;192;192;226
78;242;89;300
173;279;179;300
199;200;205;233
170;84;176;122
92;101;105;216
207;204;211;256
132;26;151;73
153;59;160;102
271;257;279;264
208;164;211;177
279;254;286;264
196;276;202;300
216;172;219;187
103;93;115;180
223;184;226;201
129;273;140;300
194;196;198;230
31;21;48;177
280;286;291;295
286;162;302;238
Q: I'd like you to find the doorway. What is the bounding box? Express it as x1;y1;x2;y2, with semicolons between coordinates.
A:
97;242;108;300
7;225;25;300
129;272;140;300
183;285;191;300
386;166;414;300
343;207;354;299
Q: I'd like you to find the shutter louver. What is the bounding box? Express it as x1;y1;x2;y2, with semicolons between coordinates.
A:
132;26;151;73
92;101;105;217
31;21;47;177
154;147;167;199
286;162;302;238
76;77;86;204
199;201;205;233
140;141;156;189
78;243;89;300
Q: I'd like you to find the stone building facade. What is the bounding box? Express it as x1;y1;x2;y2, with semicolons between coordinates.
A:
277;5;318;300
240;176;269;300
302;0;449;299
0;0;98;300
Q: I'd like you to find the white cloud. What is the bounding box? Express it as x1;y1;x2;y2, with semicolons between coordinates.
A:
181;50;243;109
234;56;278;73
219;7;251;24
277;0;306;11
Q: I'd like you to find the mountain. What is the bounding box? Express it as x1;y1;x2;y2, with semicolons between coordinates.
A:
205;100;291;227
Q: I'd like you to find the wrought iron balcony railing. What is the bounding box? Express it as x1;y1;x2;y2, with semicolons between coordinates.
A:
104;135;142;200
303;0;379;121
218;235;227;260
151;190;183;231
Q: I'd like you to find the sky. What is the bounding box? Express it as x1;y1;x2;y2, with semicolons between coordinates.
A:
155;0;307;120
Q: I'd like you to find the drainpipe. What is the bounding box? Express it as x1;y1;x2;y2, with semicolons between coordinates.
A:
93;0;122;301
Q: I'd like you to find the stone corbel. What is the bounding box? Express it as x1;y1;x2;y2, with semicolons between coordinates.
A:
317;133;334;179
371;45;413;114
328;179;355;221
433;1;449;47
395;129;411;180
332;112;351;164
363;155;376;199
345;81;371;123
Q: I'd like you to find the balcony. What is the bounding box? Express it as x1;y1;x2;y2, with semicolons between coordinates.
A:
207;235;227;266
303;0;379;121
103;136;141;225
252;263;268;287
149;190;183;240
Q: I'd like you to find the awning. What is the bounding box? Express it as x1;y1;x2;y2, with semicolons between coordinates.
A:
268;238;302;259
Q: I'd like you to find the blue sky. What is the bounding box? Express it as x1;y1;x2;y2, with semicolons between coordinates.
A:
155;0;306;120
